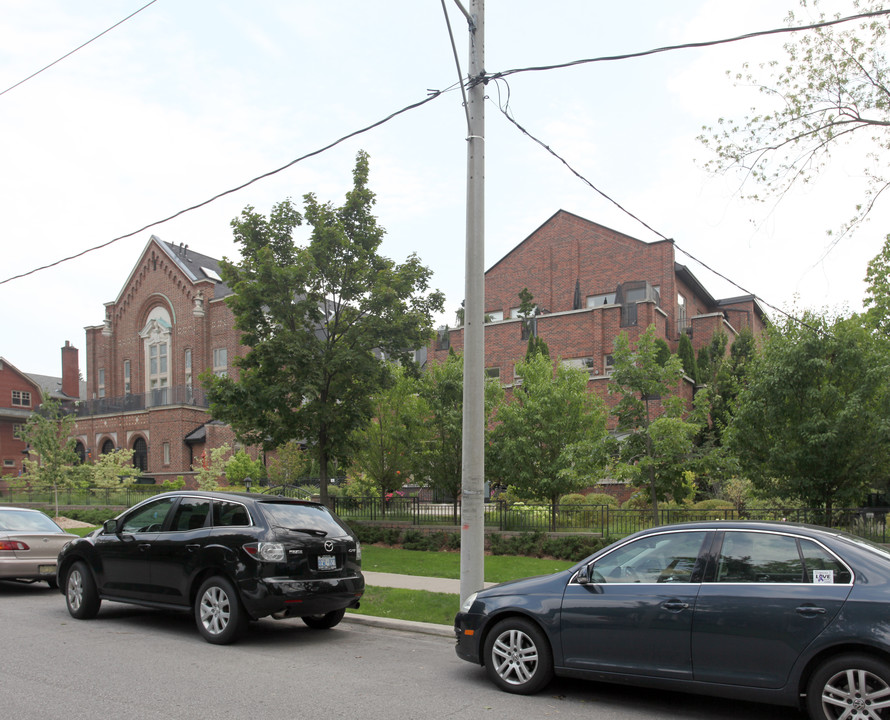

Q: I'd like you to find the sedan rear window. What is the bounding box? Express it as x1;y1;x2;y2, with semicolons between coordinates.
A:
259;502;348;537
0;510;62;533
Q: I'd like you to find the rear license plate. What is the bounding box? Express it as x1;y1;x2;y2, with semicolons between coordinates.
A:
38;564;56;575
317;554;336;570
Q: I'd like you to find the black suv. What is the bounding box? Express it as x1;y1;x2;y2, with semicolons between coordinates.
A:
57;490;364;644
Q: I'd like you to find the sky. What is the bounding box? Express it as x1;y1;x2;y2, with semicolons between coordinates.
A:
2;0;887;377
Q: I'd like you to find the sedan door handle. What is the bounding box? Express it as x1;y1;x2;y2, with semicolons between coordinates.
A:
662;601;690;612
796;605;827;616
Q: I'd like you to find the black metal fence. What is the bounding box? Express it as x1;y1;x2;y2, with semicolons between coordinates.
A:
330;498;890;543
4;485;887;543
70;385;209;417
0;484;168;507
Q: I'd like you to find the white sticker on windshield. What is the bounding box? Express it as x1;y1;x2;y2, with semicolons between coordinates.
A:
813;570;834;584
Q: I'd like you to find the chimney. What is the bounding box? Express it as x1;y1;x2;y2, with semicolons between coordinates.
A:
61;341;80;399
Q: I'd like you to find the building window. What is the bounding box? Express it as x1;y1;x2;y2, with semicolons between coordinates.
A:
485;367;500;380
184;349;192;390
213;348;228;377
124;360;131;395
486;310;504;322
11;391;31;407
140;306;172;400
74;442;86;464
586;293;616;307
132;437;148;473
603;354;615;375
3;459;14;468
510;305;537;319
562;357;596;374
97;368;106;398
101;439;115;455
678;293;688;334
163;442;171;466
12;424;24;438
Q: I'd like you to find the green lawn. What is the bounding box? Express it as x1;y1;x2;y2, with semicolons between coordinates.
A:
360;545;574;583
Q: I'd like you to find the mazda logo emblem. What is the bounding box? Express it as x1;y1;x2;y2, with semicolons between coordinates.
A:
324;540;334;552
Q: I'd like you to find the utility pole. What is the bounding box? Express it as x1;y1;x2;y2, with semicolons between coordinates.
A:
460;0;485;605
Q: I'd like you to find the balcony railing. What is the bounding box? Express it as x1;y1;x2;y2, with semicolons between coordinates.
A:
72;385;209;417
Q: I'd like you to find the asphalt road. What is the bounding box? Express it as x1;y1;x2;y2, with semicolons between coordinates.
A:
1;580;803;720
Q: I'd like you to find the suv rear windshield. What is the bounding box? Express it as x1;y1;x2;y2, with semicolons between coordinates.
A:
259;502;349;537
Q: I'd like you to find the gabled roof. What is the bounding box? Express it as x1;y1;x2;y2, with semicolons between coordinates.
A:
158;238;234;299
486;209;673;276
111;235;234;306
0;357;42;395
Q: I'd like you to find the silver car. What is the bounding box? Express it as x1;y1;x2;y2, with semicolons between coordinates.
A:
0;507;77;588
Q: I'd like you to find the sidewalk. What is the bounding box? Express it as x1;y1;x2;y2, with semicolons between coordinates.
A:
342;571;496;638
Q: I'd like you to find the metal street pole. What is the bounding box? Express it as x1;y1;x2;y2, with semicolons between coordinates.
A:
460;0;485;605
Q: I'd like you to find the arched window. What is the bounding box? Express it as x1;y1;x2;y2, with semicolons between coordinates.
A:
101;439;115;455
74;441;86;464
132;437;148;473
139;306;172;406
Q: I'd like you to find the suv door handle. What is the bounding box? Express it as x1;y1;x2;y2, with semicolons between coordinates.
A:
186;544;200;552
137;543;151;552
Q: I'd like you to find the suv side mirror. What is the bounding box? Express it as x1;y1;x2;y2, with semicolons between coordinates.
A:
103;518;119;534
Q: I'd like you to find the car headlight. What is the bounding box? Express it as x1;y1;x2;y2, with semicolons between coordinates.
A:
460;592;478;613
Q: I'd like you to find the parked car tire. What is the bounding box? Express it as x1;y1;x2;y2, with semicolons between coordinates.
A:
806;653;890;720
65;561;101;619
301;608;346;629
483;617;553;694
194;576;246;645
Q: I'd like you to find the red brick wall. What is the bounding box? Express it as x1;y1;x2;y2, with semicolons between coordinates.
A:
75;238;255;482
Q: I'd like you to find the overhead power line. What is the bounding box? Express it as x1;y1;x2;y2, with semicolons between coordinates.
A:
489;9;890;80
0;0;159;98
4;8;882;289
490;87;818;332
0;89;449;286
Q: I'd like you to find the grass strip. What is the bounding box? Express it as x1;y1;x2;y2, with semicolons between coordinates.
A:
347;585;458;625
361;545;574;583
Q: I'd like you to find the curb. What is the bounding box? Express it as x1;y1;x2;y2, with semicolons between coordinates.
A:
343;613;454;638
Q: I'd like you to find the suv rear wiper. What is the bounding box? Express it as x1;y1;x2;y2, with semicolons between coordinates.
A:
274;526;328;537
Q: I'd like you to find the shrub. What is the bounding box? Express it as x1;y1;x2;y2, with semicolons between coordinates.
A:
583;492;619;507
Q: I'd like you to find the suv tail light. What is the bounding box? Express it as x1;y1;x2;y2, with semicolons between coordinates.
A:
243;542;285;562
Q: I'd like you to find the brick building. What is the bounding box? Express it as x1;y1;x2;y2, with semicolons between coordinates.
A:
0;343;83;477
72;236;249;483
430;210;766;408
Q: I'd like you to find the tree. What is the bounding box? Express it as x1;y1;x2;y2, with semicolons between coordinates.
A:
17;395;80;517
677;333;697;384
609;326;708;524
728;311;890;520
90;449;141;489
864;232;890;333
699;0;890;238
191;444;232;491
225;450;266;486
266;440;312;487
487;353;610;528
349;365;426;512
203;151;444;506
413;351;503;522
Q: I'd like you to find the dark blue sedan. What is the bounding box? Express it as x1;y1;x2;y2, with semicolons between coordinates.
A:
454;521;890;719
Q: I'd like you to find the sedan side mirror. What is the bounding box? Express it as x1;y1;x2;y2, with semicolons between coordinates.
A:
576;563;593;585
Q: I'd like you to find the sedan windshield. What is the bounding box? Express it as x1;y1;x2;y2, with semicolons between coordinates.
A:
0;510;64;533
